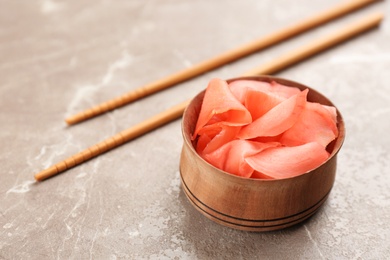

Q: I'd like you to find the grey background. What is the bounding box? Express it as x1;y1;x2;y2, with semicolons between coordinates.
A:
1;0;389;259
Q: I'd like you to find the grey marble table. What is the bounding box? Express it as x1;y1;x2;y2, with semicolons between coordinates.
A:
1;0;389;259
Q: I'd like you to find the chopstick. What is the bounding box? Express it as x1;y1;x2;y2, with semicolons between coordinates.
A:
35;100;189;182
34;12;383;182
65;0;380;125
243;12;384;76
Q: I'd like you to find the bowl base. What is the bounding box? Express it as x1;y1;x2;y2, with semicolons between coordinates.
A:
180;168;330;232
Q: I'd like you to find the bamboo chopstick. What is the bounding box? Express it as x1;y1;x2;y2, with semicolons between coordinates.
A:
35;12;383;181
65;0;380;125
35;100;189;181
243;12;384;76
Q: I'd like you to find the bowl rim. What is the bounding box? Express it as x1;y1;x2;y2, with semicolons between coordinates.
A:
181;75;346;182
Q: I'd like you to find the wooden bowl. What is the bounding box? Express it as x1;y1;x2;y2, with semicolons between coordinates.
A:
179;75;345;232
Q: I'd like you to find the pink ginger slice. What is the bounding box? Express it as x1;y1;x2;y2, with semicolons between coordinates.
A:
280;102;339;147
203;140;280;178
269;81;302;99
196;125;241;155
238;89;308;139
244;89;283;121
229;80;273;103
228;80;301;104
245;142;330;179
193;78;251;139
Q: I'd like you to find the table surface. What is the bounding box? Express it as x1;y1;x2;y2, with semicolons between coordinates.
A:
1;0;389;259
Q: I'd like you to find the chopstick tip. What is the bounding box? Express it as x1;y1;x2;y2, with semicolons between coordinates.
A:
34;166;58;182
65;115;79;125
